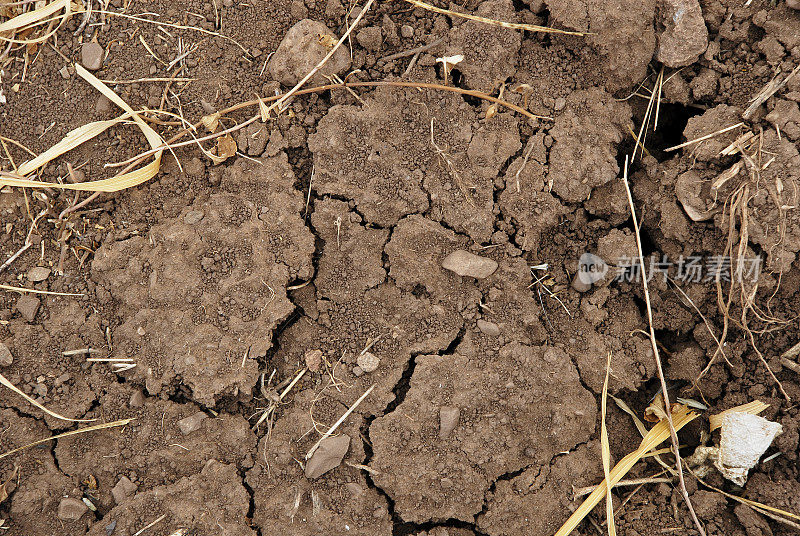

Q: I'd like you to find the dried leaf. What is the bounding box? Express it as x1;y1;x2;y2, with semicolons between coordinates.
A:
258;97;271;122
317;34;337;47
0;65;164;193
214;135;237;162
201;113;221;132
0;467;16;504
554;406;699;536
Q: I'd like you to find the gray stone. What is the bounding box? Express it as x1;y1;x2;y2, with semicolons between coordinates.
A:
96;94;114;116
655;0;708;67
441;250;498;279
305;435;350;479
14;295;40;322
476;319;501;337
177;411;207;435
356;351;380;373
0;342;12;367
183;210;205;225
58;497;88;521
571;274;592;293
111;476;138;504
26;266;51;282
439;406;460;439
269;19;351;86
129;390;144;408
81;42;105;71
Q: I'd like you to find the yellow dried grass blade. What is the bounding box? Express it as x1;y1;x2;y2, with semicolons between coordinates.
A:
15;114;134;177
601;352;616;536
0;371;96;422
554;406;699;536
3;64;163;192
0;283;85;296
402;0;585;35
0;418;132;461
0;0;69;34
709;400;768;431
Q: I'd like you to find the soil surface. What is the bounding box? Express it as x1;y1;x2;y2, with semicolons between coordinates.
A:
1;0;800;535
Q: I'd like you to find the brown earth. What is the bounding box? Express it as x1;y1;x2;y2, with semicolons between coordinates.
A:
1;0;800;535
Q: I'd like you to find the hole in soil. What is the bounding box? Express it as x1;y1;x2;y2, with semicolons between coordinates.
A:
617;217;658;257
641;102;704;161
511;0;528;11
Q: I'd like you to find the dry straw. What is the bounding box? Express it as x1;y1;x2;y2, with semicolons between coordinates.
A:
554;405;699;536
0;64;164;192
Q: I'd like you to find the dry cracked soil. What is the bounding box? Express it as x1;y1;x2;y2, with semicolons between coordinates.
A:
1;0;800;535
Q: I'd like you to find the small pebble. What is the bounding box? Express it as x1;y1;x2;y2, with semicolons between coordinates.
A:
111;476;138;504
128;390;144;408
571;273;591;293
439;406;460;439
177;411;207;435
183;210;204;225
476;319;501;337
26;266;51;282
96;95;114;116
14;295;40;322
305;434;350;479
81;42;105;71
441;250;498;279
0;343;13;367
356;351;380;373
33;383;47;398
304;349;323;372
400;24;414;38
59;66;71;79
58;497;88;521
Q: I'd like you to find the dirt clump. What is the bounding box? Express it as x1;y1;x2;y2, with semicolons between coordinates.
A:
3;0;800;535
55;384;256;509
246;390;392;536
546;0;656;91
308;84;520;242
547;88;632;202
91;155;314;405
88;460;254;536
444;0;521;91
655;0;709;67
370;343;596;523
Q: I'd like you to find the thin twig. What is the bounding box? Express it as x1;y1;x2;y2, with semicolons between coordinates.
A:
305;384;374;460
620;156;706;536
379;37;444;62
